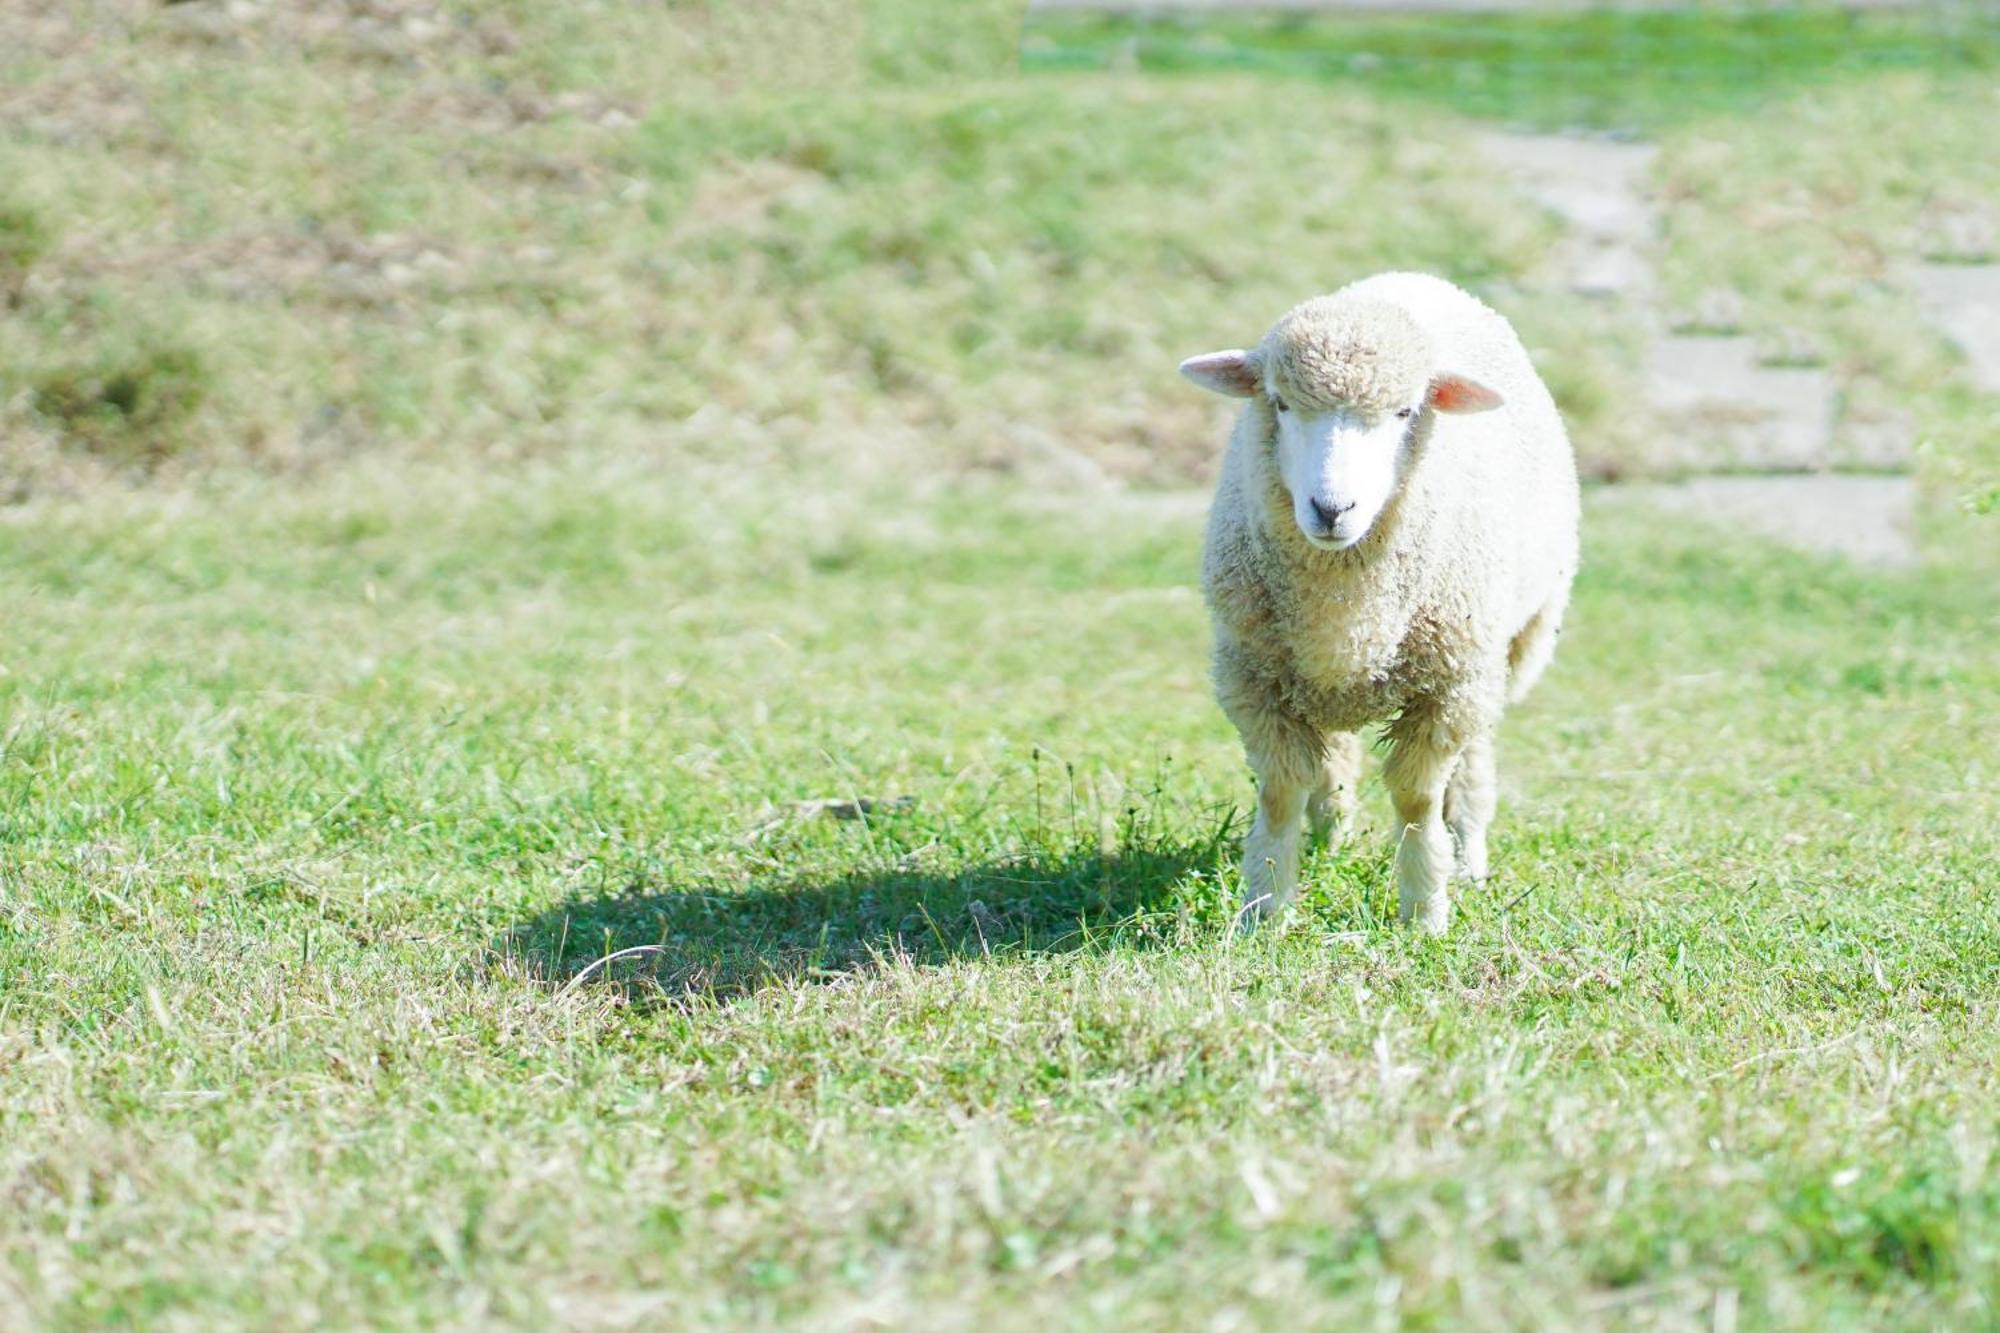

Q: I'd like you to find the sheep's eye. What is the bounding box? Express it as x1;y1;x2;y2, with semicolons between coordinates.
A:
1396;406;1418;421
1271;396;1289;414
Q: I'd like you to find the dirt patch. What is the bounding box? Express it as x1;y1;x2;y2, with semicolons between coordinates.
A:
28;228;497;312
157;0;524;67
674;162;829;241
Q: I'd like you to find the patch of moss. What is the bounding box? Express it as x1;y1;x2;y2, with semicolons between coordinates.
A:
31;340;211;466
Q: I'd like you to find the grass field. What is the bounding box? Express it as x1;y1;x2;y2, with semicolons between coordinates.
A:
4;468;1997;1326
1023;5;2000;131
6;2;1997;500
4;1;1999;1327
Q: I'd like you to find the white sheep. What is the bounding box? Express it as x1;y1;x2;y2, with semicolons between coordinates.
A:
1180;271;1579;933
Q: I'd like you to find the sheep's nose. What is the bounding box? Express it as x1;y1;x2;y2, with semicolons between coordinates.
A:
1310;497;1355;528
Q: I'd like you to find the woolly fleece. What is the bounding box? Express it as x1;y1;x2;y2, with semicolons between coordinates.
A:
1196;271;1580;932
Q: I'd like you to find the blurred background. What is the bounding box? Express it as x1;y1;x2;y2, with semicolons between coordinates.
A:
4;0;1997;516
7;3;2000;1324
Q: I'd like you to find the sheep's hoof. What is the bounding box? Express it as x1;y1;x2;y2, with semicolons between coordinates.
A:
1399;896;1452;936
1233;893;1280;934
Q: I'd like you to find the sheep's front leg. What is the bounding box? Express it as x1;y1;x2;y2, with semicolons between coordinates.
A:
1383;721;1463;935
1306;730;1363;852
1444;732;1497;882
1233;718;1323;930
1240;757;1308;928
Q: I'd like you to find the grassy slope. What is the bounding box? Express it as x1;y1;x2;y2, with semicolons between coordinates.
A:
3;466;1996;1327
1022;6;2000;133
4;1;2000;1326
6;6;1998;505
0;2;1561;493
1020;6;2000;512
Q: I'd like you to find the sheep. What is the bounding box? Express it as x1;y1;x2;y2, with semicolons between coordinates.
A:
1179;271;1579;933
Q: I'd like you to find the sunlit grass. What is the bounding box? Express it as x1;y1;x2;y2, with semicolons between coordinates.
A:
3;3;1999;1323
2;465;1996;1325
1023;5;2000;131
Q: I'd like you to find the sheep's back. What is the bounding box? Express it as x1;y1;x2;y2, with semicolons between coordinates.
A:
1342;272;1580;634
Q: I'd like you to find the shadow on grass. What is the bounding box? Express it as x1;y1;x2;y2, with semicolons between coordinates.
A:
494;821;1237;1007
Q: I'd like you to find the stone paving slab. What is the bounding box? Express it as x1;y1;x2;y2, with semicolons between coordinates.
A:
1476;131;1658;299
1830;406;1919;472
1645;335;1838;472
1599;474;1921;567
1909;262;2000;394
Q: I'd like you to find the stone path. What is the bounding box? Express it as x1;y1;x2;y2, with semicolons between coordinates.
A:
1909;262;2000;395
1476;128;1862;477
1474;133;1658;301
1643;335;1836;473
1475;128;2000;565
1595;474;1921;569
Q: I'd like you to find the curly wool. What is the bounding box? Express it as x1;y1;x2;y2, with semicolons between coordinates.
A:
1260;297;1435;416
1198;271;1581;933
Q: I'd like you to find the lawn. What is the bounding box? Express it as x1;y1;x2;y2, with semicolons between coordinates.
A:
3;467;1996;1326
1022;4;2000;132
3;1;1999;1327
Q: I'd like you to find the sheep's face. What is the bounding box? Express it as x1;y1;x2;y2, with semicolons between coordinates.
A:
1270;400;1418;549
1180;298;1502;550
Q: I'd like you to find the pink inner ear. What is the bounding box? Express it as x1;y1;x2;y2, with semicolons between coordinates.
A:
1429;375;1504;414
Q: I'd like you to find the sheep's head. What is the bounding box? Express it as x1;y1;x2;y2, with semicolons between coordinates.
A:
1180;296;1501;550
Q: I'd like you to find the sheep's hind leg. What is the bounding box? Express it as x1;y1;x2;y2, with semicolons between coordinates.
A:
1383;716;1462;935
1444;733;1497;882
1306;731;1363;852
1506;594;1567;704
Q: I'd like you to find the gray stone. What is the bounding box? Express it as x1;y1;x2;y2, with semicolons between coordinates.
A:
1475;133;1658;240
1602;474;1920;568
1476;131;1659;301
1829;406;1916;472
1645;335;1836;471
1553;238;1655;300
1909;263;2000;394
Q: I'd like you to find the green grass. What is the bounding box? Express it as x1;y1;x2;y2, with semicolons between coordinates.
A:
1023;5;2000;132
3;465;1997;1326
0;18;1566;487
5;1;2000;1324
4;3;1997;498
1651;73;2000;513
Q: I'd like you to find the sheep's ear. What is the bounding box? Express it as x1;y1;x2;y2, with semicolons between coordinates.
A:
1179;350;1261;398
1428;373;1504;414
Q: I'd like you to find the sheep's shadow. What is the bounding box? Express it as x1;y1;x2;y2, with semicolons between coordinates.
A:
494;827;1235;1007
